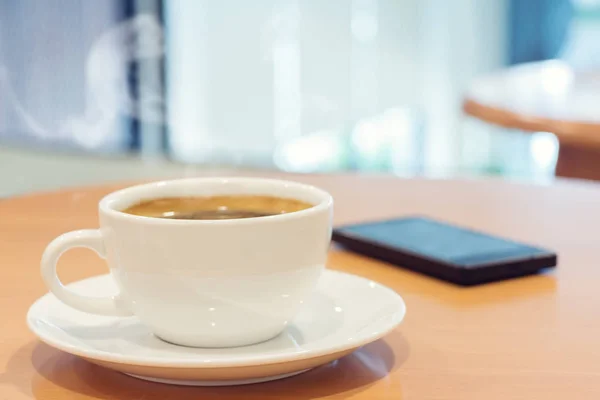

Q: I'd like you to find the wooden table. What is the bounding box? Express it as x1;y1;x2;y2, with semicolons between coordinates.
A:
2;172;600;399
463;60;600;181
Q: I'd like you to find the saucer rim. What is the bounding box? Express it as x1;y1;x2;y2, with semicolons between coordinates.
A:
27;270;406;369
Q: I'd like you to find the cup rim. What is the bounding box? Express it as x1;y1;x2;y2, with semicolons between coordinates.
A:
99;177;333;225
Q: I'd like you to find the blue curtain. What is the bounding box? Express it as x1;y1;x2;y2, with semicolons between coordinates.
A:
509;0;574;64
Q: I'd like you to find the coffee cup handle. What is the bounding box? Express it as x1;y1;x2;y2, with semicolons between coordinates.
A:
41;229;133;316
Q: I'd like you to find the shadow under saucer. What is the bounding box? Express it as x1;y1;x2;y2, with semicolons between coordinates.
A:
26;330;409;399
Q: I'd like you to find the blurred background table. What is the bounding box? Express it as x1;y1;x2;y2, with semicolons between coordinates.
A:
2;172;600;399
464;61;600;181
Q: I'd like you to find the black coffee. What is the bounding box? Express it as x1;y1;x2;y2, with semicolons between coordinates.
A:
123;195;313;220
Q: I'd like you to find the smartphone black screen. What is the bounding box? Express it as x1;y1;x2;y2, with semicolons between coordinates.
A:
332;216;556;286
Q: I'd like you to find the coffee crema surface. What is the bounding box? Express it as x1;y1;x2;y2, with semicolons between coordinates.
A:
123;195;314;220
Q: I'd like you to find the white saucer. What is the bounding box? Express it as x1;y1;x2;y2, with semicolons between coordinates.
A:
27;270;406;386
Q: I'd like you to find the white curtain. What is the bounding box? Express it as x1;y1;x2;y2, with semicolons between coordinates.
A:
165;0;508;174
0;0;510;175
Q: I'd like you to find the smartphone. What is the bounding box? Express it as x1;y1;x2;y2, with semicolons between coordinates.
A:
332;216;557;286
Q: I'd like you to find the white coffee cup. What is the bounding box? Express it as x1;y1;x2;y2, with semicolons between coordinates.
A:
41;177;333;347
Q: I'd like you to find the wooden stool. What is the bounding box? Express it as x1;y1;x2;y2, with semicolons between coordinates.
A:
463;60;600;181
